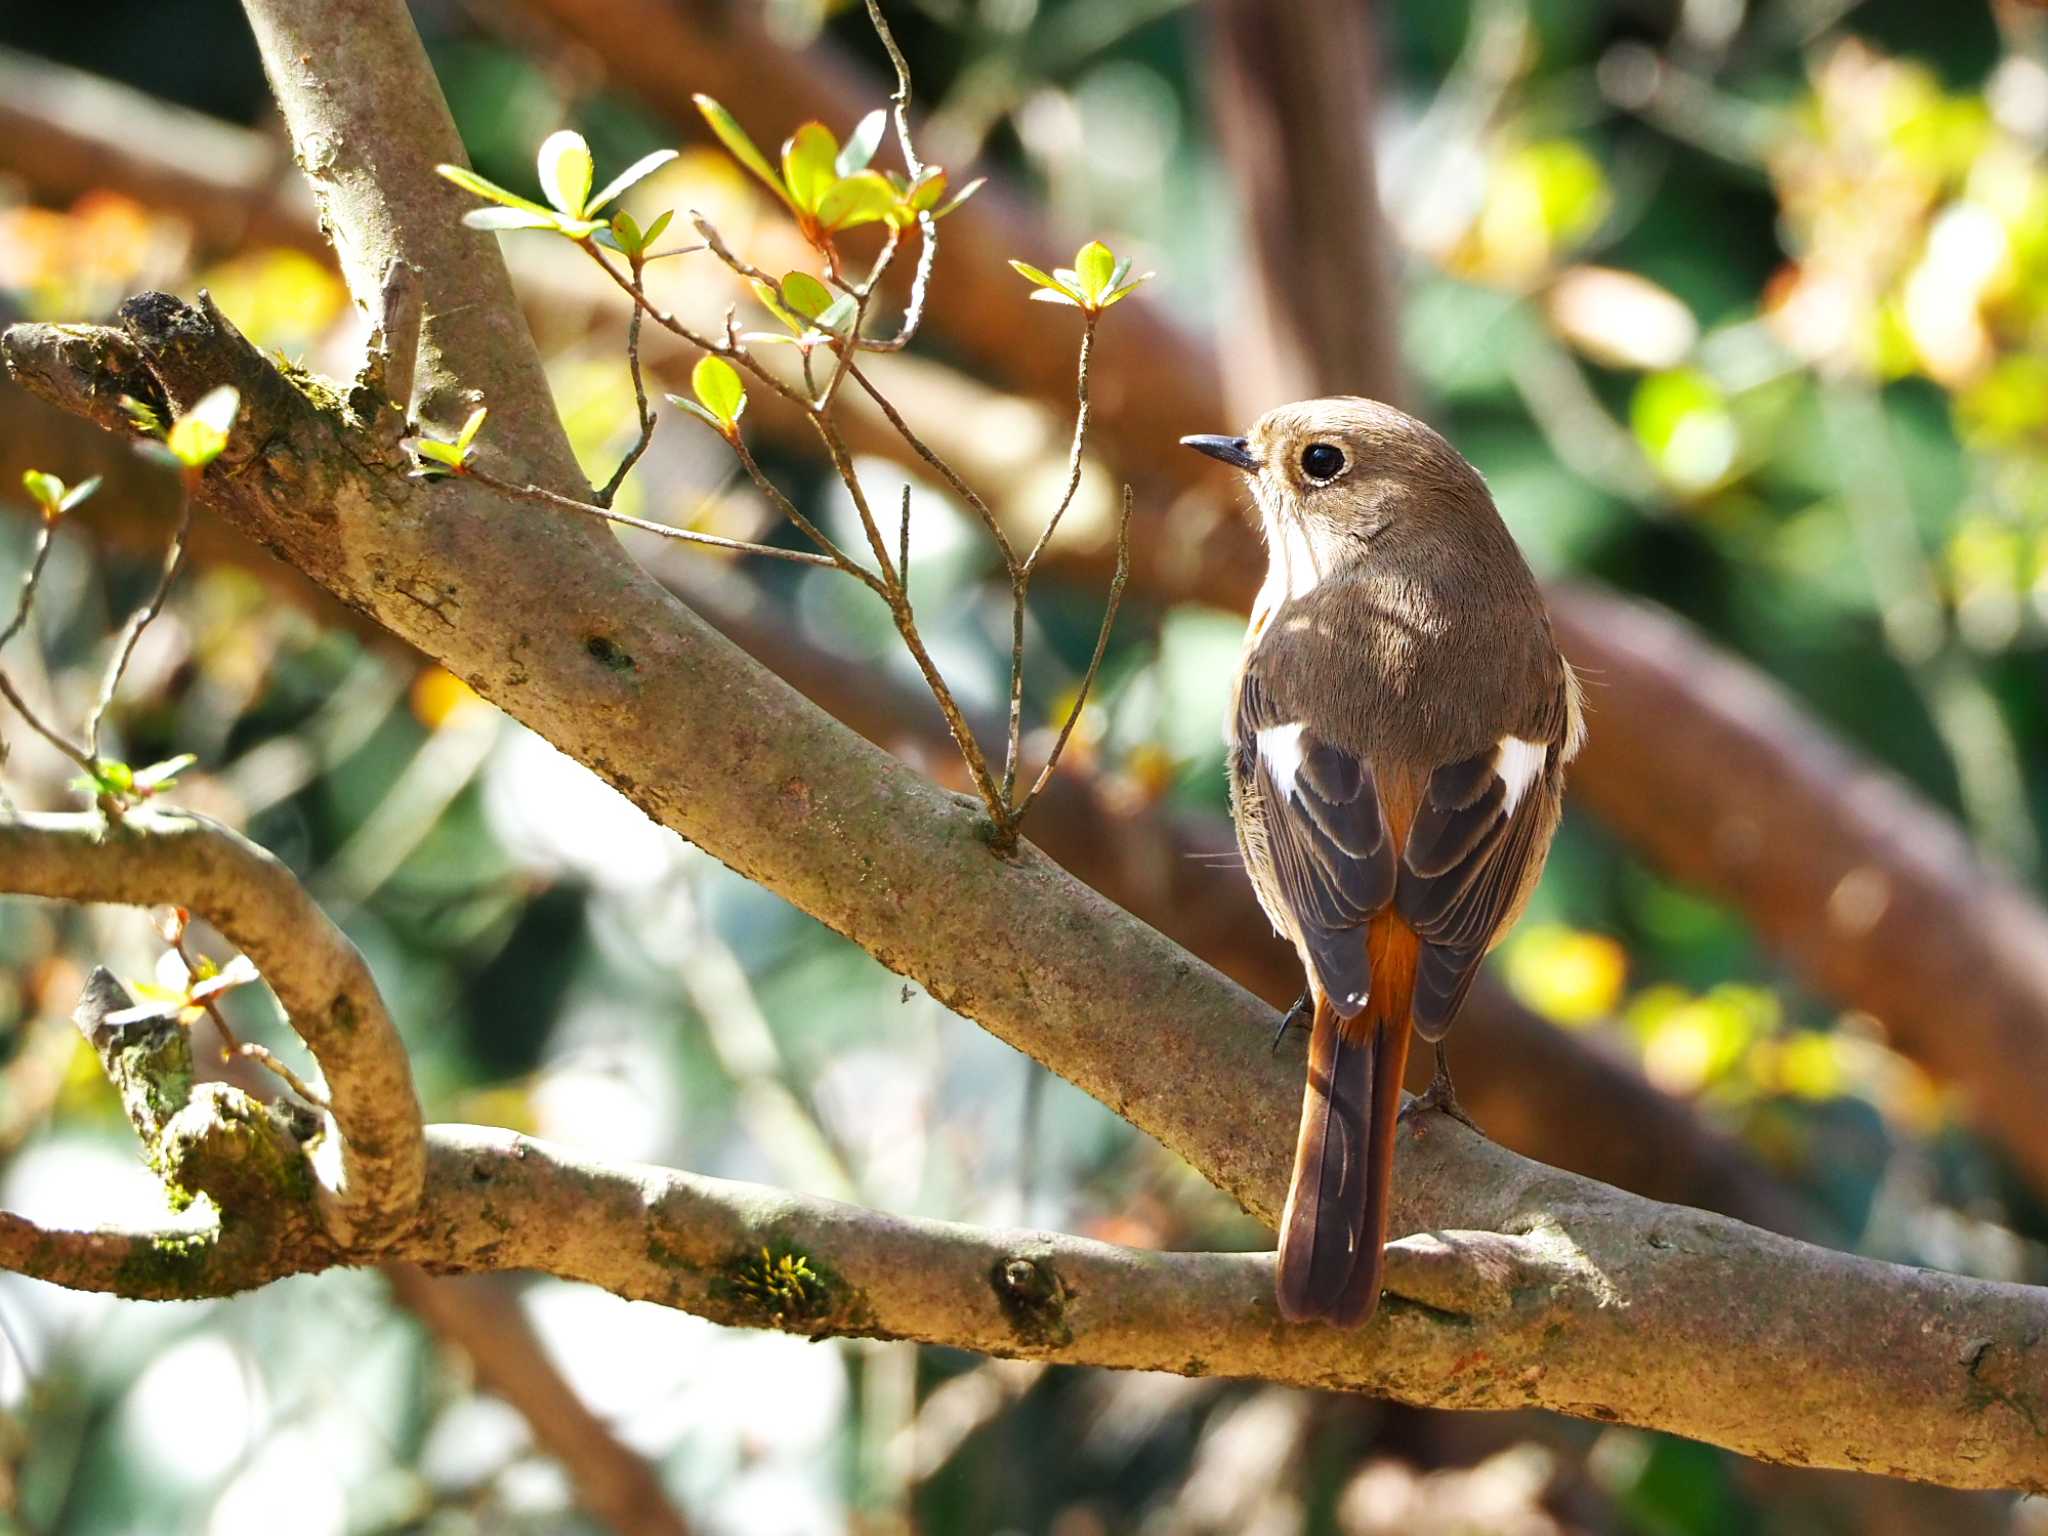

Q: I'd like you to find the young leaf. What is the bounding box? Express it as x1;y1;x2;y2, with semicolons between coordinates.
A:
1008;260;1065;292
694;95;790;206
165;385;241;471
587;147;679;216
121;396;165;437
537;129;595;218
436;164;554;216
1075;240;1116;302
665;394;725;430
131;753;197;793
836;110;887;177
21;470;67;515
454;406;489;455
813;293;859;337
817;170;897;231
780;272;834;319
752;280;805;334
58;475;101;513
933;177;985;219
689;356;747;433
464;206;560;232
781;122;840;215
642;209;675;248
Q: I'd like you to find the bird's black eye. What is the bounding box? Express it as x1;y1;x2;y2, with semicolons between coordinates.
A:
1301;443;1345;482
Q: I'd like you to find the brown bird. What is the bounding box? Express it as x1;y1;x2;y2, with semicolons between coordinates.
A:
1183;398;1583;1328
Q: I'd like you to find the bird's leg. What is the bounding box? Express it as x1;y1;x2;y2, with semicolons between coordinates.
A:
1269;988;1312;1054
1400;1039;1482;1134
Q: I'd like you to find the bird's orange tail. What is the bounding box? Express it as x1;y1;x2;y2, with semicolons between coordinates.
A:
1276;923;1415;1327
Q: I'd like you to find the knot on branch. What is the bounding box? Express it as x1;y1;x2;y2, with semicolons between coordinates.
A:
72;966;330;1249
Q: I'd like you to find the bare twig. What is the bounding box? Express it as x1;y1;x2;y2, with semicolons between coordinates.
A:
85;488;193;761
0;518;55;653
1016;486;1131;821
595;275;657;508
0;512;96;774
466;466;842;572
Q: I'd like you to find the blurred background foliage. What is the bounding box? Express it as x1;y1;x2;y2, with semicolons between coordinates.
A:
1;0;2047;1532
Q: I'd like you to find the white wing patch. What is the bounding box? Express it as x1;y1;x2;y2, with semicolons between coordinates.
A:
1496;735;1548;817
1256;722;1307;797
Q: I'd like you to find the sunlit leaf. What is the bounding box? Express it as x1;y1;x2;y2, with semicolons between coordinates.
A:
454;406;489;454
781;122;840;215
817;170;897;231
165;385;240;471
21;470;65;514
694;95;789;206
587;147;679;216
436;164;553;216
836;110;886;177
813;293;858;336
537;129;595;217
130;753;197;793
933;176;985;219
464;206;560;232
689;356;747;432
1075;240;1115;302
781;272;834;319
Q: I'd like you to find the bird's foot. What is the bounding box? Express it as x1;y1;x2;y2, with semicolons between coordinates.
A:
1400;1053;1482;1135
1269;989;1312;1054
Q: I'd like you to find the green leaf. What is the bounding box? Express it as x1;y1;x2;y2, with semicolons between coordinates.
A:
464;206;560;232
21;470;65;513
933;176;984;220
780;272;834;319
536;129;595;217
817;170;897;231
607;211;644;252
454;406;489;454
642;209;675;248
59;475;101;513
409;440;464;466
781;122;840;215
587;147;679;215
751;280;804;334
813;293;858;336
836;110;887;177
694;95;789;205
1008;260;1064;291
690;356;747;432
665;394;729;431
1075;240;1115;301
436;164;553;216
131;753;196;793
120;396;165;437
165;385;240;471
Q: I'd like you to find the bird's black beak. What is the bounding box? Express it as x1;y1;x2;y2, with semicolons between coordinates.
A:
1179;434;1258;472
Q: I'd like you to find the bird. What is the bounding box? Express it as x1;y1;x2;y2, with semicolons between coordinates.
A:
1182;397;1584;1328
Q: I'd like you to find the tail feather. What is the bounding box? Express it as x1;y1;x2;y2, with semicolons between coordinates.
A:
1276;999;1413;1327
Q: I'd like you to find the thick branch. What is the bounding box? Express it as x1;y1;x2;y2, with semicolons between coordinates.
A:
5;1125;2042;1492
2;810;423;1245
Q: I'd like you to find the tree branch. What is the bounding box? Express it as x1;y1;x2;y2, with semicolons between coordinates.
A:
2;1123;2041;1492
2;810;423;1246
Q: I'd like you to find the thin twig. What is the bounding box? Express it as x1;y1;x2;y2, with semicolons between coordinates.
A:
0;669;93;774
596;273;657;508
465;467;844;572
848;364;1013;563
897;483;911;585
1022;316;1098;574
0;520;56;653
1016;486;1133;823
86;487;193;761
1004;315;1099;804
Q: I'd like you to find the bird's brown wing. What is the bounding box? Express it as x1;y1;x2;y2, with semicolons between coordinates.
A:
1235;669;1397;1018
1395;684;1572;1041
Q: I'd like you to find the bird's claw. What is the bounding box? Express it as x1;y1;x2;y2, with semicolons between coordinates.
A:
1269;990;1312;1054
1400;1053;1483;1135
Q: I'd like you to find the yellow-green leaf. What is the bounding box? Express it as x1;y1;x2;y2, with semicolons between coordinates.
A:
817;170;897;231
436;163;553;216
1075;240;1115;302
691;356;746;432
836;110;886;177
780;272;834;319
782;122;840;215
693;95;789;206
587;148;679;216
537;129;595;218
165;385;240;471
